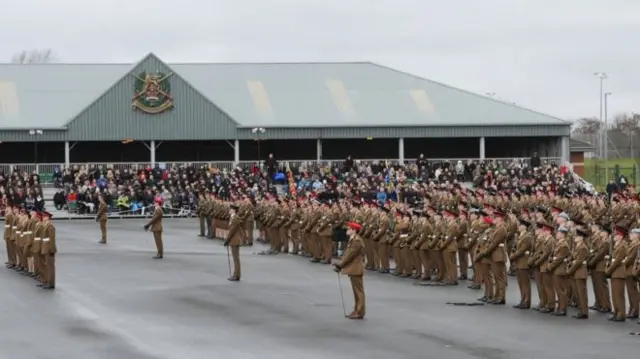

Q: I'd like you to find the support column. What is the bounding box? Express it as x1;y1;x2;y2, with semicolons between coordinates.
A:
64;141;70;168
150;140;156;166
479;137;486;159
560;136;570;164
398;137;405;164
316;139;322;162
234;139;240;165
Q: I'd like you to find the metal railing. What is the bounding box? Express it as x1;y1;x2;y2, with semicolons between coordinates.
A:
1;157;563;183
99;204;196;219
32;204;196;221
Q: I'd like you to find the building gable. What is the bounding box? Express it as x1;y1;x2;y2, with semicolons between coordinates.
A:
65;53;239;141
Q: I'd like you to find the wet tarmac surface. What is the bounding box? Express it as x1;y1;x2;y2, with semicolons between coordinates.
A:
1;219;638;359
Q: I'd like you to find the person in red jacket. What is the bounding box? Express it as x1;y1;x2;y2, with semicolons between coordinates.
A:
560;164;568;175
67;191;78;203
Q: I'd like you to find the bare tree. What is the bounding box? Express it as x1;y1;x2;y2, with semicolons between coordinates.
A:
11;49;57;64
572;117;601;135
572;117;602;156
613;112;640;157
613;112;640;133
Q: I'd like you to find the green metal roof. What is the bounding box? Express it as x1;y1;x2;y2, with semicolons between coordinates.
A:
0;53;569;130
0;64;125;129
569;138;596;152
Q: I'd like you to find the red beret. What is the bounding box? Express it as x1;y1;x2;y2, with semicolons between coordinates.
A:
346;222;362;231
551;207;562;214
538;222;553;232
493;211;506;219
615;226;627;237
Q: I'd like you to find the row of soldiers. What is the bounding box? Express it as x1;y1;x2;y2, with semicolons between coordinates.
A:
196;192;255;246
3;206;57;289
195;193;257;280
195;187;640;324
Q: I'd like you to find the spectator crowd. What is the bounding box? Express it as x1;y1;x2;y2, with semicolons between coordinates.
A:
0;169;46;215
0;153;597;218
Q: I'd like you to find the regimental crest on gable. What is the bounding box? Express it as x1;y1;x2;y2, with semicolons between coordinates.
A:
132;71;174;114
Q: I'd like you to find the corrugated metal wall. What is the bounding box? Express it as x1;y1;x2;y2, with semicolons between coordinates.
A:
0;124;569;142
236;124;570;140
64;54;239;141
0;130;68;142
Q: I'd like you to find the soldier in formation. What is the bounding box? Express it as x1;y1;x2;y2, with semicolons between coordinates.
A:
199;184;640;325
194;193;258;279
4;206;56;290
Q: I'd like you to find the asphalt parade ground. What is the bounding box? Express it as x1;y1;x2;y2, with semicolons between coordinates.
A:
1;220;638;359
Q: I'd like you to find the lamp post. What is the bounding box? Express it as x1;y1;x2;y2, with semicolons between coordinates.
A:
28;129;43;168
594;72;608;158
604;92;612;183
251;127;266;168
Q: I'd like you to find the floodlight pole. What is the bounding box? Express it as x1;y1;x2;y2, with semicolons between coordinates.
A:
594;72;607;158
604;92;612;183
28;129;43;165
252;127;266;167
594;72;608;187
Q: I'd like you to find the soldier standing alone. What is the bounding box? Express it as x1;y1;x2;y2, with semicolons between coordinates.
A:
224;204;244;281
196;193;207;237
96;195;108;244
4;206;15;268
334;221;366;319
144;202;164;259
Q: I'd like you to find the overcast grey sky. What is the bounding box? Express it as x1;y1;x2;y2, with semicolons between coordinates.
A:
1;0;638;121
